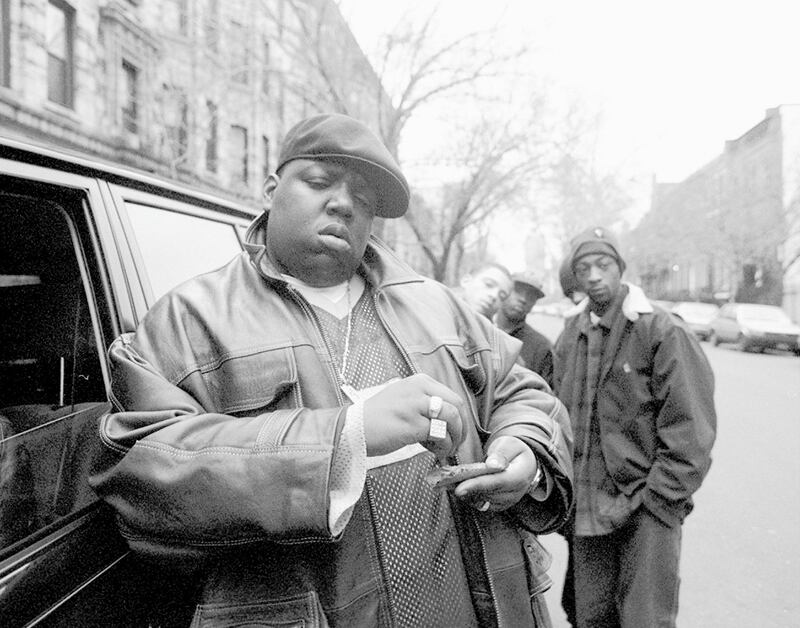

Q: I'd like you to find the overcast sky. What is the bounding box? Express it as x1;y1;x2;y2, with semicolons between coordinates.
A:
338;0;800;184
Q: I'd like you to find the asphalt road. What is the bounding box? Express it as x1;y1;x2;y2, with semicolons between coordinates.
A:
527;313;800;628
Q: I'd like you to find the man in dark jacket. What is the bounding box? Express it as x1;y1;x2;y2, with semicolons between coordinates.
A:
553;226;716;628
495;272;554;388
91;114;573;627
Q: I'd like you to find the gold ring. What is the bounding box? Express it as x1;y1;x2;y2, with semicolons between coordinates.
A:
478;500;491;512
428;418;447;441
428;395;443;420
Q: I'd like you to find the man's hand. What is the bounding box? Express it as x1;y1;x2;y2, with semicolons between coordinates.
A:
453;436;539;512
362;374;467;460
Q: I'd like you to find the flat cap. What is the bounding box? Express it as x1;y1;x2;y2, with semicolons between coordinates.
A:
277;113;409;218
512;271;545;299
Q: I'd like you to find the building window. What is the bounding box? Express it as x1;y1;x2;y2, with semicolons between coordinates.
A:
204;0;219;52
262;135;270;182
205;101;218;172
164;0;189;36
46;0;75;107
163;85;188;158
230;125;248;185
230;20;249;85
261;41;270;95
1;0;10;87
121;60;139;133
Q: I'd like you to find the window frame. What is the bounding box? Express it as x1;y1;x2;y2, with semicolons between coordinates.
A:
230;124;249;186
0;182;114;557
121;59;139;134
45;0;75;108
107;183;254;311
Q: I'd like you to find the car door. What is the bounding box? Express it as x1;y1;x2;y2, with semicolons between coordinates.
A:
716;305;737;342
0;170;197;627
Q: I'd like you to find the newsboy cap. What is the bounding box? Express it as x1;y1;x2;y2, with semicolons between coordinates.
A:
511;271;545;299
568;226;626;273
276;113;410;218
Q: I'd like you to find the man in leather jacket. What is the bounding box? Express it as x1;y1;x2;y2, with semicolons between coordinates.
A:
90;114;573;627
553;227;716;628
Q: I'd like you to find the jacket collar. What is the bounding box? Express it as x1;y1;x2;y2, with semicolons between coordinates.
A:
572;281;653;323
243;212;423;290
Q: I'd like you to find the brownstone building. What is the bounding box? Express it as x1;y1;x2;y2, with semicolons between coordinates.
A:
0;0;390;206
629;105;800;320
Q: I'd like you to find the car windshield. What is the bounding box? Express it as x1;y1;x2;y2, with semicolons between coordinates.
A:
737;305;792;323
675;303;719;317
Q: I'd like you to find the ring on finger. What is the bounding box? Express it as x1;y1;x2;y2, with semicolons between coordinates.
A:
428;395;443;420
428;418;448;441
478;500;491;512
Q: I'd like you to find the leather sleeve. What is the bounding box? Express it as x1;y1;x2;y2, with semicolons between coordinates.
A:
480;323;574;533
90;334;348;559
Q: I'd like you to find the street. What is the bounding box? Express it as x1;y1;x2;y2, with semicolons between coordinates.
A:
528;313;800;628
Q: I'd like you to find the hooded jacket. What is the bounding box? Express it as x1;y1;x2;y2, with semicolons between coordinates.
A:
90;213;573;627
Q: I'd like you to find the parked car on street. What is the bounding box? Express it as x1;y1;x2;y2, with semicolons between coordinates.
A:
709;303;800;354
0;135;258;626
671;301;720;341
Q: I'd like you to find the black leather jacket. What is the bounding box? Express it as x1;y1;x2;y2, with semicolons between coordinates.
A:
91;213;573;626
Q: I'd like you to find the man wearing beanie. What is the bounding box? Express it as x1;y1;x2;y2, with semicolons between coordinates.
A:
91;113;573;627
553;226;716;628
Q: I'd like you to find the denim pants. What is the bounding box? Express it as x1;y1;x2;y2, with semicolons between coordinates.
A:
573;508;682;628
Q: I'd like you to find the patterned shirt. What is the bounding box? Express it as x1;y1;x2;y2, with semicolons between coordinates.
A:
312;286;478;627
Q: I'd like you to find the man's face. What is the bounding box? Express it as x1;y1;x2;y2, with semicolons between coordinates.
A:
264;159;377;287
461;267;512;318
573;254;622;308
500;283;540;323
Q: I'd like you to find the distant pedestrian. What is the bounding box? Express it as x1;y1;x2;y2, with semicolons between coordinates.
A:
553;226;716;628
458;262;513;319
495;271;554;388
558;256;586;307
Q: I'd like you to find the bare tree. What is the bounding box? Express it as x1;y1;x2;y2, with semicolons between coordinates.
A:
541;105;632;248
404;113;551;283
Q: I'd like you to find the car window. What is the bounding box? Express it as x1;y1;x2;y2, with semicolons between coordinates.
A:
740;306;792;323
125;202;243;300
0;193;107;553
675;303;719;318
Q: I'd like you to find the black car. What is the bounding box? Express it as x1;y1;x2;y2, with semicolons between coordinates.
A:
0;136;257;626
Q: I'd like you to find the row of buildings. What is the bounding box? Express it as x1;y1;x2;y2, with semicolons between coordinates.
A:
628;105;800;320
0;0;390;205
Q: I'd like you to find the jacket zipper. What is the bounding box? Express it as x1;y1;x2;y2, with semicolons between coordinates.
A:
370;288;416;376
285;284;345;406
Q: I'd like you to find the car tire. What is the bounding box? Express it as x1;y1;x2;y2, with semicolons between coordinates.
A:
710;331;720;346
737;334;751;352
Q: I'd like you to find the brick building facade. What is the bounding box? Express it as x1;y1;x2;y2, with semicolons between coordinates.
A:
628;105;800;320
0;0;390;206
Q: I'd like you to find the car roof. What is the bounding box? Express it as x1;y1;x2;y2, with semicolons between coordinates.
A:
0;134;260;219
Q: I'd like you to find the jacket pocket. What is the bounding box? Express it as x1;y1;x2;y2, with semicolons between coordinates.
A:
190;591;328;628
199;347;298;415
444;344;486;396
520;530;553;596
